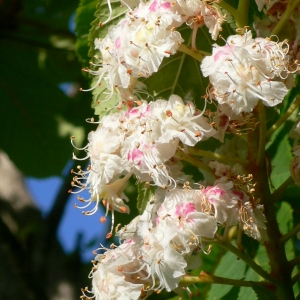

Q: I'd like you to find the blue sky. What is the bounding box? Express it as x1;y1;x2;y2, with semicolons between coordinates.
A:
24;8;110;262
26;176;109;261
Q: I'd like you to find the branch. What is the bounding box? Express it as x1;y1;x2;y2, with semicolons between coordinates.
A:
266;97;300;140
256;101;267;167
213;239;276;283
188;147;249;165
289;255;300;268
177;44;207;62
272;176;294;202
292;271;300;285
280;222;300;244
175;148;216;185
44;160;77;243
271;0;300;36
180;271;274;288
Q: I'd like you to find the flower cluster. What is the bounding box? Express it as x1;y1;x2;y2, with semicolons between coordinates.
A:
80;159;267;299
71;95;215;233
83;0;225;101
72;0;300;298
201;30;299;114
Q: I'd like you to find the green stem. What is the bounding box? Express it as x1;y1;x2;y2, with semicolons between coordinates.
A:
292;271;300;285
256;101;267;167
272;175;294;202
289;255;300;268
175;149;215;185
236;0;250;28
180;271;274;288
188;147;249;165
177;44;208;62
266;97;300;140
271;0;300;36
213;239;276;283
281;222;300;244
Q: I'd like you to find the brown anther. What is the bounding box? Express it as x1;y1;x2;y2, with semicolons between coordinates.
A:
100;216;106;223
120;206;127;213
79;88;83;92
68;189;72;194
164;50;172;55
127;69;133;75
106;232;113;239
166;110;172;117
99;22;103;27
195;130;202;137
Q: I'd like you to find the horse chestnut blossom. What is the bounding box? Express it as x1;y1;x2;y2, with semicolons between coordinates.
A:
201;30;299;114
83;0;226;102
69;0;300;296
71;95;215;232
82;173;267;299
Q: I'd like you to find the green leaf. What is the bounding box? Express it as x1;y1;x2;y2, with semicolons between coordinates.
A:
277;202;295;262
87;0;127;58
221;286;240;300
206;249;246;300
137;183;156;214
75;0;98;66
91;77;121;118
237;244;269;300
141;25;210;106
277;201;293;234
268;127;293;189
251;282;276;300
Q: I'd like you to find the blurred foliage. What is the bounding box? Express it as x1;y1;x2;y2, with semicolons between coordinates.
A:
0;0;94;177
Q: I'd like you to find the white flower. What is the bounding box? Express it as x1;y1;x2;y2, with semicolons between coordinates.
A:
201;30;296;114
156;188;217;254
201;183;238;224
151;95;216;146
90;264;144;300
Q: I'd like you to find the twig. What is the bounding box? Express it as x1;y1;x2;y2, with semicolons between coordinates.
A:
180;271;274;288
280;222;300;244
